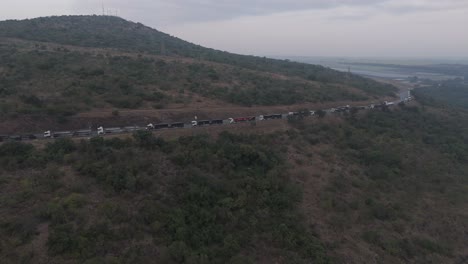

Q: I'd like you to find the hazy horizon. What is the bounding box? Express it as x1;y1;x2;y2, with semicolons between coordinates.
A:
1;0;468;58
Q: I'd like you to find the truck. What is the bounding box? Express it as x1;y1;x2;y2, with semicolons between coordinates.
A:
147;123;155;130
9;135;22;141
229;116;256;124
197;120;211;126
97;127;123;135
335;105;350;112
266;114;283;120
53;131;72;138
73;130;92;137
154;123;170;130
124;126;142;132
21;134;37;140
44;130;52;138
170;122;185;128
210;120;223;125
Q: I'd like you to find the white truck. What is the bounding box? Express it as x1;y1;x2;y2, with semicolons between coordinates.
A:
44;130;51;138
43;131;72;138
98;126;124;135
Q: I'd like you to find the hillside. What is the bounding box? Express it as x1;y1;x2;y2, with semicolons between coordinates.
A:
0;16;397;133
1;101;467;263
0;15;397;92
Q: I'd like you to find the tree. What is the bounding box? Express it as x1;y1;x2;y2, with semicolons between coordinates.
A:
316;110;326;118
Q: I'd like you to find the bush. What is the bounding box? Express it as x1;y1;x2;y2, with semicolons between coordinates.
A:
46;138;76;162
133;131;166;150
47;223;78;255
0;142;40;170
413;237;452;256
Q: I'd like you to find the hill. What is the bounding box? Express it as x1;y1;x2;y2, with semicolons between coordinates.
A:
0;15;398;91
1;101;467;263
0;16;397;133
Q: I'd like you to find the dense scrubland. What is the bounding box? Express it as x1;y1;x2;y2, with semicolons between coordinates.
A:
1;101;467;263
0;131;328;263
0;40;369;117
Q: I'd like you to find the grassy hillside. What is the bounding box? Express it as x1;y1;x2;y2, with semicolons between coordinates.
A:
0;15;397;117
1;103;467;263
0;16;378;84
287;106;468;263
0;38;369;118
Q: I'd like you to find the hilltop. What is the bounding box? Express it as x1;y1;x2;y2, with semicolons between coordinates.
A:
0;15;398;89
0;16;397;133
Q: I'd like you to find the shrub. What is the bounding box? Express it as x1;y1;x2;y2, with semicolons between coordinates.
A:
47;223;77;255
0;142;39;170
46;138;76;162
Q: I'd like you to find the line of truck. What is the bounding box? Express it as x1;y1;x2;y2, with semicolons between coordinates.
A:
0;97;413;142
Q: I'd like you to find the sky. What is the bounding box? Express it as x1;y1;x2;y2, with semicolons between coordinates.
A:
1;0;468;58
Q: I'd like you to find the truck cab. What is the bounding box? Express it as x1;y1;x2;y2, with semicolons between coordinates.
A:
97;126;104;135
44;130;51;138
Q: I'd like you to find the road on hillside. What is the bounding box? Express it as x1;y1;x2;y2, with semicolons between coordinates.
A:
0;95;414;143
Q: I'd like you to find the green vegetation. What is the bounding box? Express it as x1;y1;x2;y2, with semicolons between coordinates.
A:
285;105;468;263
0;42;371;116
0;15;396;116
0;133;329;263
0;15;358;85
1;104;467;263
413;78;468;109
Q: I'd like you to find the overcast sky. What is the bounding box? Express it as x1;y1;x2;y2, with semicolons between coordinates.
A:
1;0;468;58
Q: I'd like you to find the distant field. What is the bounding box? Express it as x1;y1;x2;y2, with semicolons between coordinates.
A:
280;56;468;80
